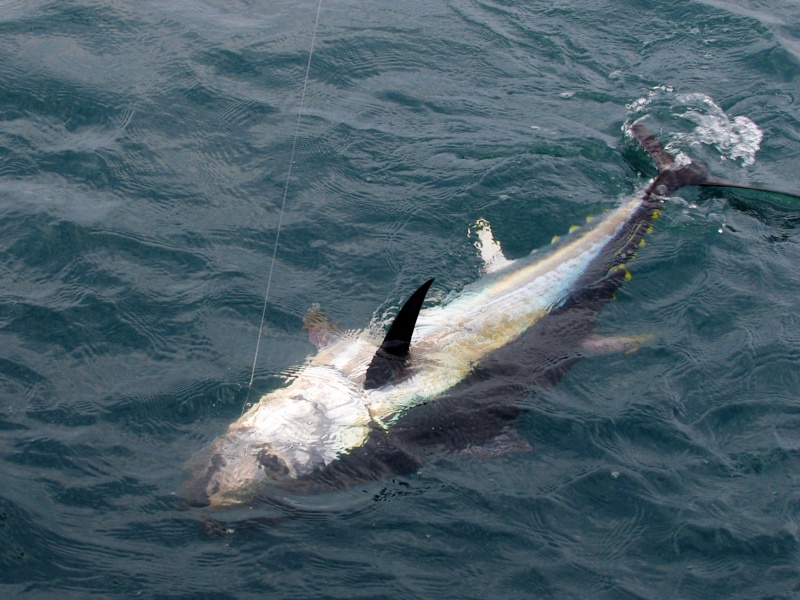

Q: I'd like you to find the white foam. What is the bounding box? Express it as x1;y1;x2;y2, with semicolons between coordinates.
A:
625;85;674;113
670;94;763;166
626;88;764;167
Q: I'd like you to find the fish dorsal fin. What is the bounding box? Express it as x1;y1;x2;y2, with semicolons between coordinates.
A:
364;278;434;390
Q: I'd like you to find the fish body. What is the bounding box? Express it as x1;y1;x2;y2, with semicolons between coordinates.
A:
183;120;776;508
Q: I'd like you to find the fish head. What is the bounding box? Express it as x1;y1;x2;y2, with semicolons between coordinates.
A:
182;365;372;507
181;426;290;508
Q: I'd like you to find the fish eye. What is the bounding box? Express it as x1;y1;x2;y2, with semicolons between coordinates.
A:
257;449;290;478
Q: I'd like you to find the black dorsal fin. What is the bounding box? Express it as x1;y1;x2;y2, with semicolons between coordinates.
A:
364;278;434;390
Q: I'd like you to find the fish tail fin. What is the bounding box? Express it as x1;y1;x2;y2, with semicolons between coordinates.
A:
626;118;800;200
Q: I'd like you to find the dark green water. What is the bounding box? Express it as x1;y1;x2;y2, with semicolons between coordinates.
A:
1;0;799;597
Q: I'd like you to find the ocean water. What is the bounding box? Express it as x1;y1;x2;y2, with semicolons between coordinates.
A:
1;0;800;597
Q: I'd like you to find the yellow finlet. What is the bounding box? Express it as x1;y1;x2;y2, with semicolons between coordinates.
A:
611;264;632;281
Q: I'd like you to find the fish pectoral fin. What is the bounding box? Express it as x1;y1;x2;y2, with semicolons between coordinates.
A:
471;218;512;274
303;303;339;349
581;333;654;355
364;278;435;390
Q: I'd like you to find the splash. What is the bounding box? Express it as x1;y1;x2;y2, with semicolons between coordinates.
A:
626;87;763;166
624;84;674;113
670;93;763;166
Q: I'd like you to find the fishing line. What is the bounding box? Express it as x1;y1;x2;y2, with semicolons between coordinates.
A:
243;0;324;415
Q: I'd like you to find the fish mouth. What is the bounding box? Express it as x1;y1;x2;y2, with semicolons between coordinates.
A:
179;449;225;508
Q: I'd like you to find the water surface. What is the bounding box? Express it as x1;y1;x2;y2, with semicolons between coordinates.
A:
1;0;799;597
